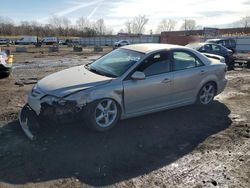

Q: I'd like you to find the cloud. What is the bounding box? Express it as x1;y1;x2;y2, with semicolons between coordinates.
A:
33;0;250;32
198;11;237;17
38;0;104;23
56;0;103;17
87;0;104;19
243;0;250;5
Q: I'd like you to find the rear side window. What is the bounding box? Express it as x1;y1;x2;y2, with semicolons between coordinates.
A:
173;51;203;71
230;39;236;46
200;44;211;51
211;44;221;51
218;40;225;46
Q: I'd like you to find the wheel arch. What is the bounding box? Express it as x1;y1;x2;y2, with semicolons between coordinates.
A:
88;91;124;116
197;78;218;96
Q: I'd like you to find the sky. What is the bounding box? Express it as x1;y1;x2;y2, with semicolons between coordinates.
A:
0;0;250;33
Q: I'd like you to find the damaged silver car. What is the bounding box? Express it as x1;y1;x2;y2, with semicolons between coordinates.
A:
19;44;228;140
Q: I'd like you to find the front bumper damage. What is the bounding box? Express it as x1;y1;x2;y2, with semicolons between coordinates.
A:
19;100;85;140
19;104;40;140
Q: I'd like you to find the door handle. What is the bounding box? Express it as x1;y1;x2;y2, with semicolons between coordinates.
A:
162;78;171;83
200;70;205;74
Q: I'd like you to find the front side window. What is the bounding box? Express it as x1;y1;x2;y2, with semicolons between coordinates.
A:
137;51;170;76
88;48;144;77
218;40;225;46
173;51;203;71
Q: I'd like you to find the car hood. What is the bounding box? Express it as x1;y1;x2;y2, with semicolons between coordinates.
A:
37;65;112;97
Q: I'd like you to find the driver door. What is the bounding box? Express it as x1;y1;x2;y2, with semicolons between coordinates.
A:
123;51;174;115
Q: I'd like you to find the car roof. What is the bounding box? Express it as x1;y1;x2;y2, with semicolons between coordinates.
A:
121;43;186;53
206;39;220;41
118;40;128;42
207;38;234;41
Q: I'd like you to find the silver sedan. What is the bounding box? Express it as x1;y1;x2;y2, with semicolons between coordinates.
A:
19;44;227;139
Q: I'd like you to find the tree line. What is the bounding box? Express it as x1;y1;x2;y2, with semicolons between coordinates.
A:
0;15;249;37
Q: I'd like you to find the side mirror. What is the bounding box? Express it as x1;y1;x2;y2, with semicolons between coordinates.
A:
131;71;146;80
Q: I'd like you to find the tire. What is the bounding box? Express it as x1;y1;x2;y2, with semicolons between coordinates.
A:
196;82;216;105
247;61;250;69
226;57;234;70
85;98;120;131
227;65;234;71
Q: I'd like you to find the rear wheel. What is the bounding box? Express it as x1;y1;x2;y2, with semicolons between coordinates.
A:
85;99;120;131
197;82;216;105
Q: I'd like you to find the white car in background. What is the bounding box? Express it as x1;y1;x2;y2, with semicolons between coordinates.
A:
0;39;8;45
15;36;38;45
114;40;130;48
41;37;58;45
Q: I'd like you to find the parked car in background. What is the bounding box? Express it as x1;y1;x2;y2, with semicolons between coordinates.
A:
64;39;80;46
58;39;66;45
0;39;9;45
0;50;13;77
19;43;227;140
15;36;38;45
206;38;236;53
41;37;58;45
113;40;130;48
186;42;234;69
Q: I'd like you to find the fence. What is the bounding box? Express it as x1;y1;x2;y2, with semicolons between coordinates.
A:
79;35;160;46
78;35;250;52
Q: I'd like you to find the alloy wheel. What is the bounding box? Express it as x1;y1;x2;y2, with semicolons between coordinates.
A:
95;99;118;128
199;83;215;104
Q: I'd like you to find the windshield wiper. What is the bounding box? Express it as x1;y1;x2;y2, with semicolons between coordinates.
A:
85;64;116;78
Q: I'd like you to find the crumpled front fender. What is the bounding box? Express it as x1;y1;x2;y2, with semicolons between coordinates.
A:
19;104;40;140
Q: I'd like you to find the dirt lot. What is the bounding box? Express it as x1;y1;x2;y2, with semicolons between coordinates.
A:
0;46;249;188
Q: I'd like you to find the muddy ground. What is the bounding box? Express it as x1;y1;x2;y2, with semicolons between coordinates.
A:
0;46;249;188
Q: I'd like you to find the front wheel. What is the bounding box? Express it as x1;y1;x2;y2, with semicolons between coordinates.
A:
85;99;120;131
197;82;216;105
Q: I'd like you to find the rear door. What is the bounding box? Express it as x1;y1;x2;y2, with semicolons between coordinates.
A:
123;51;174;114
171;50;206;104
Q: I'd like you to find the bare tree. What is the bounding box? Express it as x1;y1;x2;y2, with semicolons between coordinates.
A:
76;17;91;31
94;19;106;35
62;18;71;29
49;16;63;29
118;29;125;33
157;19;176;33
131;15;149;34
241;16;250;28
180;19;197;31
49;16;64;36
62;18;71;36
125;20;132;34
0;16;14;36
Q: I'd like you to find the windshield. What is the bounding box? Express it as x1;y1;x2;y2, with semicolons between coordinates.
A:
87;48;144;77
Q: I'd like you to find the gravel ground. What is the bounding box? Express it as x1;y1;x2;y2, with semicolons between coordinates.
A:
0;46;249;188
